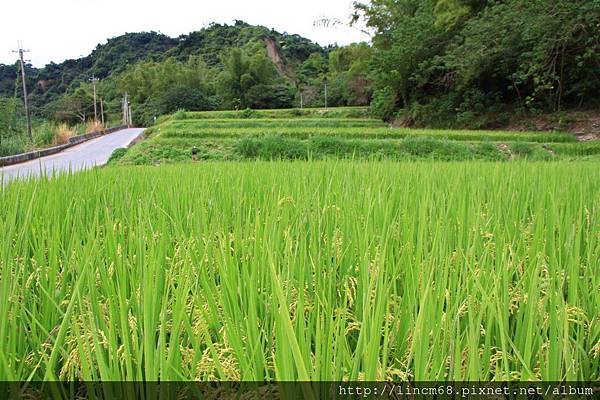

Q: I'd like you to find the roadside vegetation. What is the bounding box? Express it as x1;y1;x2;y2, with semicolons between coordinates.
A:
0;118;110;157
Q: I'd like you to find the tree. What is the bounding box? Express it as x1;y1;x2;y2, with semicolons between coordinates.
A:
356;0;600;126
327;43;374;106
50;86;94;123
218;48;282;109
246;84;295;109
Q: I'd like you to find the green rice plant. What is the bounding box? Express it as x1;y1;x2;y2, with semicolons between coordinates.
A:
166;118;387;129
548;142;600;157
156;121;576;143
1;161;599;382
124;136;584;164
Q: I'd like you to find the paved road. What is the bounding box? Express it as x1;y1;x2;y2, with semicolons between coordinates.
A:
0;128;144;182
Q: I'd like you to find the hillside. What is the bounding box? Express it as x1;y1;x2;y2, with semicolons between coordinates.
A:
0;21;328;113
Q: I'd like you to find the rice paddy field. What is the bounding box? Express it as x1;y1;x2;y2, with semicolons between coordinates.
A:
1;161;599;382
1;108;600;386
115;107;600;165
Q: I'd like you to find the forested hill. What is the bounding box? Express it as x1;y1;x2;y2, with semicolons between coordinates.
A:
0;21;327;111
0;32;177;108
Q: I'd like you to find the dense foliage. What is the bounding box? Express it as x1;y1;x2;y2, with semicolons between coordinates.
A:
357;0;600;126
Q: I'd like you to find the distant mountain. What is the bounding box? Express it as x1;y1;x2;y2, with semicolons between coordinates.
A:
0;21;328;112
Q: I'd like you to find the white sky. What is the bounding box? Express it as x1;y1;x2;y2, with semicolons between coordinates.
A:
0;0;370;67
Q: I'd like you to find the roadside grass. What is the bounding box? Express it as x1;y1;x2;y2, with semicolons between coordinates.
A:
2;161;599;381
0;136;28;157
1;121;116;158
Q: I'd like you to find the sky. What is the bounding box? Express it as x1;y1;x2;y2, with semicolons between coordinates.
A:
0;0;370;67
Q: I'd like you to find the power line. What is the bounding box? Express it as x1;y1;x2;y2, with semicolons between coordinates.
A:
12;42;33;141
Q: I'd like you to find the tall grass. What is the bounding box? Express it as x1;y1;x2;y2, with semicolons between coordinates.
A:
1;161;598;381
0;135;28;157
32;123;77;147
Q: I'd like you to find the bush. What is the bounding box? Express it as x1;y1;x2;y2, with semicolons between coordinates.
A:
246;84;295;109
472;142;506;161
240;108;256;119
157;85;216;113
33;123;56;147
407;94;459;128
400;136;476;160
107;148;129;164
234;136;260;158
309;136;355;156
0;136;27;157
370;87;397;121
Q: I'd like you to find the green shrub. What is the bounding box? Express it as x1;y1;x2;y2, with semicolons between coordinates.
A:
408;94;459;128
234;137;260;158
370;87;397;121
240;108;257;119
107;148;129;164
0;136;27;157
510;142;534;157
33;123;56;147
471;142;506;161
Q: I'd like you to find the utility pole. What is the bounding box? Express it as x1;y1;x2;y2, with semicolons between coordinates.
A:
122;93;132;126
100;98;105;126
90;76;99;124
324;77;328;110
122;93;128;126
12;43;32;141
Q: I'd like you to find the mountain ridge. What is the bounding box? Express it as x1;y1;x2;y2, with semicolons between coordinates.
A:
0;21;330;111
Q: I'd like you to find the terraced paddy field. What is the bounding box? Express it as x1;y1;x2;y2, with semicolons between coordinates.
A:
115;107;600;165
2;162;599;381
